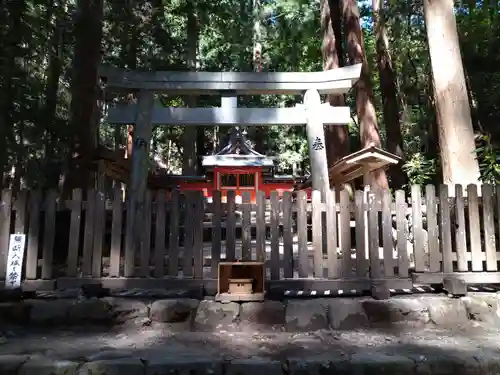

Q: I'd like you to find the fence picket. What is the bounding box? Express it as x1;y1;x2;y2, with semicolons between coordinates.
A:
0;189;12;279
455;184;467;271
282;191;293;278
168;189;180;277
255;191;266;263
41;189;57;280
340;189;351;278
381;189;394;277
182;192;195;278
242;192;252;261
139;190;152;277
92;191;105;278
326;188;340;278
497;185;500;269
297;191;308;278
411;185;425;272
468;184;482;271
109;186;123;277
439;185;453;273
26;190;41;280
211;191;222;277
482;184;497;271
193;191;204;279
153;190;167;278
67;189;82;277
425;185;440;272
82;189;96;277
270;191;280;280
368;190;381;279
226;191;236;261
312;190;323;278
354;190;368;277
395;190;409;277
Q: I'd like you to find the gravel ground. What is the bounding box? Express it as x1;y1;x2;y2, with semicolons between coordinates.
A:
1;322;500;362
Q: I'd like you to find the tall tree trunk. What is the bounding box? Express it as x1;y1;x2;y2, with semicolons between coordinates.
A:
118;0;138;162
321;0;350;168
342;0;389;190
0;0;26;188
43;4;64;189
372;0;407;189
252;0;266;154
64;0;104;194
423;0;480;190
182;0;198;175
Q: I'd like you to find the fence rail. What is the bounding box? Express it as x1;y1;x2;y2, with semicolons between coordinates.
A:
1;183;500;293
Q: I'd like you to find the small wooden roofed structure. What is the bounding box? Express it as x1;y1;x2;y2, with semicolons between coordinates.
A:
297;146;401;189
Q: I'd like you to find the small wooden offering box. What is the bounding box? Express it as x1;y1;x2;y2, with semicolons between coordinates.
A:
216;262;265;302
228;278;253;295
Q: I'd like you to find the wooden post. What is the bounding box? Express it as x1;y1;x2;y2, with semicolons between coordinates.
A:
130;90;154;200
221;92;237;109
363;167;371;261
124;89;154;277
304;89;329;197
221;92;237;141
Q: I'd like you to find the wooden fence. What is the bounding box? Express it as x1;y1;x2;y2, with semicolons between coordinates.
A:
1;184;500;294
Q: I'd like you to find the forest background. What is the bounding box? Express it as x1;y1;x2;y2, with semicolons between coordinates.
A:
0;0;498;193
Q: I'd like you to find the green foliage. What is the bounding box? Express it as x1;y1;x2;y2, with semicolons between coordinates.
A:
474;134;500;184
402;153;437;186
2;0;500;189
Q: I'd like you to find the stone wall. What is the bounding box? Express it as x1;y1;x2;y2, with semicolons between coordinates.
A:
1;292;500;331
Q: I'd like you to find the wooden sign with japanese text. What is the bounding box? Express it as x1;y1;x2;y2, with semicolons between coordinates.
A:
5;234;26;289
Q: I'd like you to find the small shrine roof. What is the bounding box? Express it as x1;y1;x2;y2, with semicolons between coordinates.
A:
202;128;275;168
296;145;401;189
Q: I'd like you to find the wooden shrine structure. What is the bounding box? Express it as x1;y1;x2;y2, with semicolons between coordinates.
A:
172;128;310;203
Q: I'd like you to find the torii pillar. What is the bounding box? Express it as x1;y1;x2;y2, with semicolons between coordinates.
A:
304;89;329;198
124;89;154;277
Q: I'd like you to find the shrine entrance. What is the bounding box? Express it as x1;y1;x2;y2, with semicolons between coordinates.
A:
100;64;362;276
217;169;258;203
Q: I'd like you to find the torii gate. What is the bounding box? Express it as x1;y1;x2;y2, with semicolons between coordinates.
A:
100;64;362;276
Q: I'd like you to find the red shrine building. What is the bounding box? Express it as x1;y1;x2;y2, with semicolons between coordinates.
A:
174;129;310;202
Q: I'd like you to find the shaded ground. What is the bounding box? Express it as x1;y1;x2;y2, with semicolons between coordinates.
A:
1;322;500;362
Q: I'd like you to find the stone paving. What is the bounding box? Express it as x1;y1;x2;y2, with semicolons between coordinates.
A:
2;324;500;375
1;292;500;374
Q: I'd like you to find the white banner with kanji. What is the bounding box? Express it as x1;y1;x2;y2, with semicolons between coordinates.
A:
5;234;26;289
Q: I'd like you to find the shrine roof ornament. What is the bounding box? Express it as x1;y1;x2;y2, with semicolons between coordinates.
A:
202;128;275;168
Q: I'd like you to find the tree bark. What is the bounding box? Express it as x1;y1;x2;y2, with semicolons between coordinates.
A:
43;4;64;189
182;0;199;175
0;1;26;188
342;0;389;190
252;0;266;154
117;0;138;161
64;0;104;194
321;0;350;168
423;0;480;191
372;0;407;189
